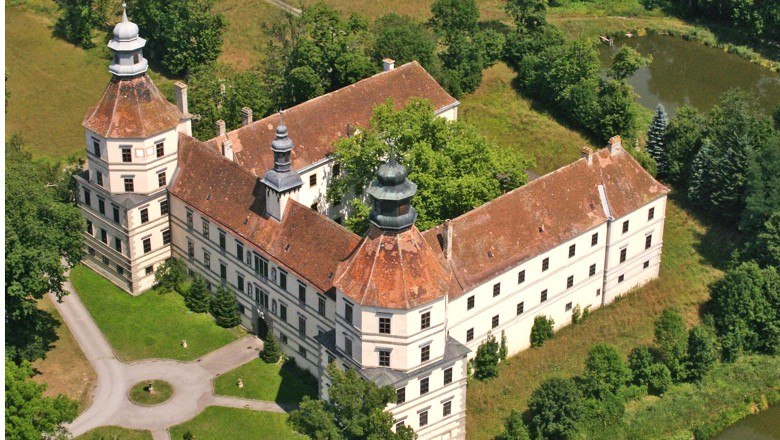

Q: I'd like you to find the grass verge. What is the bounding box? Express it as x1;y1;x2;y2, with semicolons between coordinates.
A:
169;407;303;439
128;380;175;406
213;358;318;405
75;426;153;440
70;265;243;362
31;296;97;414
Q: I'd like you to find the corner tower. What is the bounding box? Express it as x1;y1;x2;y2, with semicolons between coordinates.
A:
75;6;190;293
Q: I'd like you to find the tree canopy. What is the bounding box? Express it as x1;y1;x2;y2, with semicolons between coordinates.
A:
581;343;630;399
328;99;532;233
288;363;415;439
55;0;112;49
528;377;584;440
372;14;439;75
653;308;689;381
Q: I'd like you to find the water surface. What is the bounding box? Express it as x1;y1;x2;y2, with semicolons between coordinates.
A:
598;35;780;115
714;404;780;440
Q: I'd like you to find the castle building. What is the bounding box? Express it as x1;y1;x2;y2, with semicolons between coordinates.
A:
76;12;669;440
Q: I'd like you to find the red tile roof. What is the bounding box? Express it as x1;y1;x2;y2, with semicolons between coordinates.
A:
83;74;181;138
170;134;360;292
206;61;458;177
422;147;669;296
333;225;459;309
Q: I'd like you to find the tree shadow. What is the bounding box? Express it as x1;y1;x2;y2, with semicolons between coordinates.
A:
275;358;319;409
6;308;62;365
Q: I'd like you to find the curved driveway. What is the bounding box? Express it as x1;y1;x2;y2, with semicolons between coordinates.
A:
51;281;281;439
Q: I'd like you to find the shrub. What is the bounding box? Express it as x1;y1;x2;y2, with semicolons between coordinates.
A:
628;345;654;387
528;377;584;440
581;343;631;399
496;409;531;440
687;326;718;382
571;304;582;324
154;258;187;294
261;331;282;363
530;315;555;347
184;276;210;313
209;285;240;328
646;362;673;396
653;308;689;381
474;333;501;380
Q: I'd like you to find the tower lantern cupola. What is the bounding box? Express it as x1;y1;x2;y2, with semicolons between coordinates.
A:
108;4;148;77
367;157;418;231
262;124;304;220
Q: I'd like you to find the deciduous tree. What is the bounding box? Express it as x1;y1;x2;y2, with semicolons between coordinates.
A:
372;14;439;74
154;257;187;294
55;0;112;49
653;309;689;381
496;410;531;440
474;333;501;380
686;326;718;382
608;46;652;80
528;377;584;440
581;343;630;399
530;315;555;347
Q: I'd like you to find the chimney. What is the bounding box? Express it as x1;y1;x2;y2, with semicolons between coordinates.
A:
382;58;395;72
241;107;253;126
607;135;623;155
443;219;453;260
222;139;234;162
216;119;226;137
174;81;188;115
581;146;593;165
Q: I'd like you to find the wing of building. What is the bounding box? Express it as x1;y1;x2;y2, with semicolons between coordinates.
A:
75;12;669;440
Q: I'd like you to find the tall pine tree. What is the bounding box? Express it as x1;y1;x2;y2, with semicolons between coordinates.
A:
210;285;240;328
647;104;668;176
185;276;210;313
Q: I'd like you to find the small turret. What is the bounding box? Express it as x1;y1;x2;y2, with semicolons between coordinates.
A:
262;124;303;220
108;4;148;77
366;157;418;231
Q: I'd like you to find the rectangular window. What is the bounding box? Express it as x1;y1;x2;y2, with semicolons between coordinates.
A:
518;270;525;284
280;333;288;344
379;350;390;367
567;275;574;289
541;289;548;302
202;220;209;238
622;220;629;234
117;265;124;276
566;302;572;312
618;274;625;283
86;220;93;235
318;298;326;316
140;208;149;224
542;257;549;272
83;189;91;206
102;255;109;265
146;266;154;275
255;254;269;278
396;387;405;404
186;210;193;228
467;296;474;310
492;314;499;329
419;411;428;427
100;228;108;244
122;148;131;163
443;401;452;417
444;367;453;385
333;163;341;177
298;316;306;337
620;248;627;263
592;232;599;246
344;302;353;325
421;311;431;330
379;317;391;334
160;199;169;216
220;263;227;281
309;174;317;187
143;237;151;254
237;274;245;293
156;142;164;158
233;242;243;261
260;289;269;309
219;231;226;250
114;237;122;253
162;229;170;245
158;171;167;187
203;251;210;268
645;234;653;249
420;377;429;395
112;206;120;223
298;346;307;358
279;270;287;290
589;264;596;277
298;284;306;304
96;171;103;186
466;328;474;342
344;337;352;357
98;198;105;215
493;283;501;297
124;178;134;192
280;304;287;322
93;139;101;157
644;260;650;269
187;240;194;258
517;302;524;315
596;288;601;296
648;207;655;220
569;244;576;258
421;345;430;362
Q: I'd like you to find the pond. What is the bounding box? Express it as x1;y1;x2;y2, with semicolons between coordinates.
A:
713;404;780;440
598;34;780;115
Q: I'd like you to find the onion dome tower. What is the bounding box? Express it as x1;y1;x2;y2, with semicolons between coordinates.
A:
366;157;418;231
108;5;148;77
262;124;304;220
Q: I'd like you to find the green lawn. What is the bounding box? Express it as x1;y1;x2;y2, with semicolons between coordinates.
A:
70;265;243;362
213;359;318;404
169;407;304;440
76;426;152;440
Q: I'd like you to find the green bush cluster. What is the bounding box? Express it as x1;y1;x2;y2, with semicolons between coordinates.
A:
530;315;555;347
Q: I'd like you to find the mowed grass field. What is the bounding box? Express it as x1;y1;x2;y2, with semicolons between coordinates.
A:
76;426;153;440
31;296;97;414
213;358;318;405
169;407;304;439
70;265;243;362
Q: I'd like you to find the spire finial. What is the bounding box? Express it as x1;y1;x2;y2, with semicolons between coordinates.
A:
122;3;128;22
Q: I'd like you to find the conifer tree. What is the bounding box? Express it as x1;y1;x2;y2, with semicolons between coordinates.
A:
261;331;282;363
647;104;668;176
185;276;210;313
210;285;240;328
687;140;712;206
499;330;509;362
